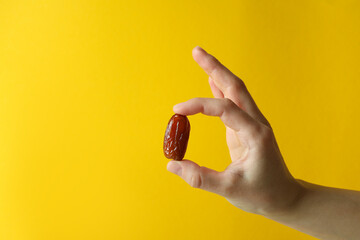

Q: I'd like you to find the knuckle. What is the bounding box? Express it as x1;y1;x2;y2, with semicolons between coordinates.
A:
238;78;247;90
235;78;246;89
222;171;241;196
248;122;274;144
230;78;246;93
206;55;220;74
228;173;240;187
251;122;264;135
256;125;274;144
189;173;202;189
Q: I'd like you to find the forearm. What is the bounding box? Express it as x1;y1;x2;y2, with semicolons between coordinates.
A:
264;180;360;240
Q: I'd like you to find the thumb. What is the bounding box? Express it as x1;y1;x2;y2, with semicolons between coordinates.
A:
167;160;228;196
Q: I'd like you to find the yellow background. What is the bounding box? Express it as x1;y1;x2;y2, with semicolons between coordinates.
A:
1;1;360;239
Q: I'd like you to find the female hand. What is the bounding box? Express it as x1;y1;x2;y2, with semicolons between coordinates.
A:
167;46;304;215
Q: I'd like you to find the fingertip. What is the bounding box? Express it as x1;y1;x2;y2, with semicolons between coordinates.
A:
172;103;183;113
193;45;204;52
192;46;207;60
167;160;182;176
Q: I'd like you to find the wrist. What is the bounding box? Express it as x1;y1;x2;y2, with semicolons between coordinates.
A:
260;178;308;218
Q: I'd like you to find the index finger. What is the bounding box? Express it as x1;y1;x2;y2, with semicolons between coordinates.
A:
173;97;260;136
192;46;270;127
192;46;238;94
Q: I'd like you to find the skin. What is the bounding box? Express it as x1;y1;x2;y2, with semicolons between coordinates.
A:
167;46;360;240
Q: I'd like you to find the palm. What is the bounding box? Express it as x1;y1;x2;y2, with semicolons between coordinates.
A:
225;127;248;163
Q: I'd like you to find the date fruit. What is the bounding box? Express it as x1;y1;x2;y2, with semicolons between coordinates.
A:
163;114;190;160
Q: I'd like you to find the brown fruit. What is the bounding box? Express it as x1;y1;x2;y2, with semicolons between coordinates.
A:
163;114;190;160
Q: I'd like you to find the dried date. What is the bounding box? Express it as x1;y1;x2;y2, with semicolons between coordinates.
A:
163;114;190;160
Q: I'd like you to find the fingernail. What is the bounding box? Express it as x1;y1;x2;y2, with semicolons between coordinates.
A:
167;161;182;176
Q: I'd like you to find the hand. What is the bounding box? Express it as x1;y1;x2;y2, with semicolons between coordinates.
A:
167;46;305;215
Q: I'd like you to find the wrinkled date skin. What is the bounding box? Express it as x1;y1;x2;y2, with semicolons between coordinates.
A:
163;114;190;160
